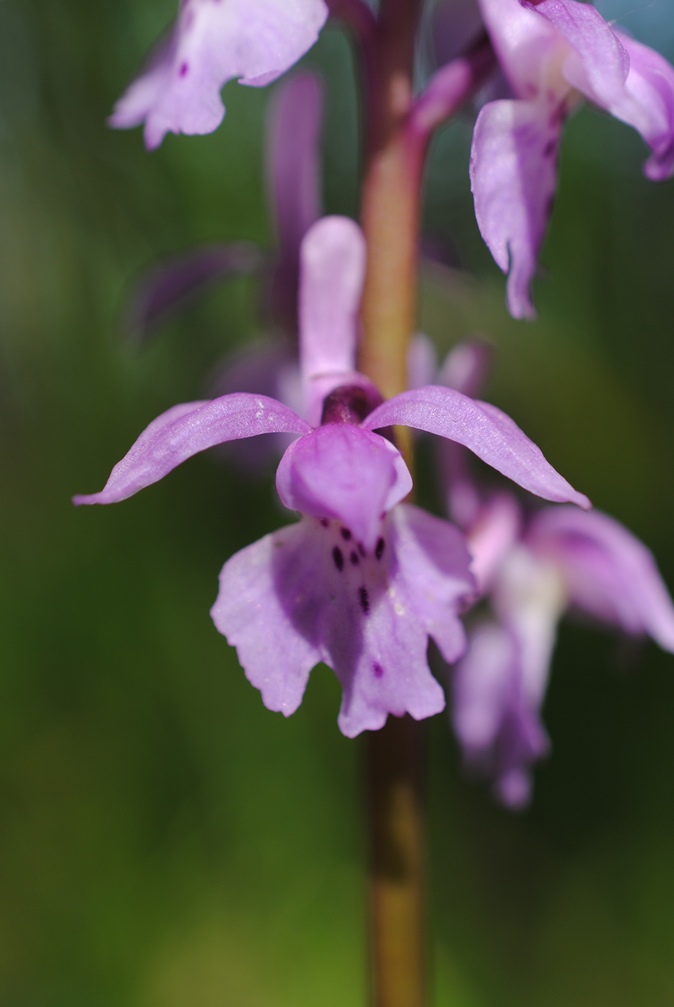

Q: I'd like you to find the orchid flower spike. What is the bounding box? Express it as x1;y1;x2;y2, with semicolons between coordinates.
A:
75;218;588;737
110;0;328;149
471;0;674;318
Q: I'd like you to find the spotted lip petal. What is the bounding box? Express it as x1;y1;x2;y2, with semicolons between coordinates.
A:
362;385;590;509
110;0;329;149
212;504;474;737
73;394;310;506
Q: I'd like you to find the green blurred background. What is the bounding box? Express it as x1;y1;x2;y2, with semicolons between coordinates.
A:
2;1;674;1003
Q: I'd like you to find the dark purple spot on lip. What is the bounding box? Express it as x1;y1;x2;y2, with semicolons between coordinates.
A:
373;661;384;679
320;518;329;528
340;527;352;541
358;586;370;616
543;138;556;158
332;547;344;572
375;537;385;561
350;551;360;566
179;61;189;77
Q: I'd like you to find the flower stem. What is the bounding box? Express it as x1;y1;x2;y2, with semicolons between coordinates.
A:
358;0;425;402
358;3;427;1006
365;717;428;1007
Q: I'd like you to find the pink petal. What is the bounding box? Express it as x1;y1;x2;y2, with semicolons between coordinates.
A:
110;0;328;149
335;506;473;736
523;0;629;107
298;217;367;425
391;504;475;666
452;619;551;808
466;493;521;593
212;508;474;737
73;393;310;505
528;507;674;651
275;424;412;550
613;32;674;182
470;98;561;319
208;341;302;470
362;386;590;508
477;0;562;98
211;522;323;717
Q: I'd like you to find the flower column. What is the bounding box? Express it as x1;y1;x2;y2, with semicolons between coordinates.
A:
358;2;427;1005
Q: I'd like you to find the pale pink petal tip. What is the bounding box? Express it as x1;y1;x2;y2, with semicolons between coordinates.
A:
110;0;329;148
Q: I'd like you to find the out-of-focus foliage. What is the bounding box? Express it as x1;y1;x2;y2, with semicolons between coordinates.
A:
1;1;674;1004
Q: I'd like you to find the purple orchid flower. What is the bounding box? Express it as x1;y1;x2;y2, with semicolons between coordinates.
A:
110;0;328;150
440;342;674;805
75;217;589;736
471;0;674;318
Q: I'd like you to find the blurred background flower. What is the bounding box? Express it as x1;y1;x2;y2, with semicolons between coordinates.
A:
2;0;674;1003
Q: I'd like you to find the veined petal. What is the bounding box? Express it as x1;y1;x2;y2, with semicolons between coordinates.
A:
110;0;328;149
275;424;412;550
362;386;590;508
470;98;561;319
528;507;674;651
299;217;367;425
524;2;674;181
208;341;302;470
74;394;310;505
